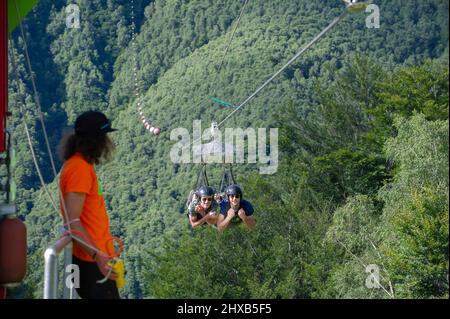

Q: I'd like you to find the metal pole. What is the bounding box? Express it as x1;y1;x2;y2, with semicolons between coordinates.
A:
62;241;78;299
44;247;58;299
43;235;72;299
62;242;71;299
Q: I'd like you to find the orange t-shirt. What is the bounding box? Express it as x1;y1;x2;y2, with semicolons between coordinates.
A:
60;153;113;262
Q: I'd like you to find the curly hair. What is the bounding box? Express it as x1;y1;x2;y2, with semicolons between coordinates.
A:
58;129;115;165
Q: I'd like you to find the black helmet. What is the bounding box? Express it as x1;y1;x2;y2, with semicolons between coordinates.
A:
226;184;242;197
196;185;215;198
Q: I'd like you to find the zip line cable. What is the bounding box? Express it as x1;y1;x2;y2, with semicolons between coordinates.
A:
12;0;378;282
13;0;72;232
131;0;249;134
177;0;251;152
332;232;394;298
11;1;75;232
198;0;250;131
12;5;95;254
186;9;349;150
180;0;252;207
13;0;58;178
9;44;60;214
216;11;348;128
209;0;249;97
12;1;122;264
10;44;118;261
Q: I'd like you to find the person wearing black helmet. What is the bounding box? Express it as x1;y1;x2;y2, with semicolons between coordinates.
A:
187;185;220;228
217;184;256;231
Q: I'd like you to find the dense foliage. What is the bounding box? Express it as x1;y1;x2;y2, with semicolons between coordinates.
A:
3;0;448;298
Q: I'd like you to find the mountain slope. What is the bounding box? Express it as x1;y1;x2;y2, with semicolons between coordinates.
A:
6;0;448;298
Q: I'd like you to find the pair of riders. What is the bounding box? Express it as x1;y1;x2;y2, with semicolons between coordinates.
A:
188;184;256;230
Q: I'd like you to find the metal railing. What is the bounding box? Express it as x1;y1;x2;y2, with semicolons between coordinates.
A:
44;234;78;299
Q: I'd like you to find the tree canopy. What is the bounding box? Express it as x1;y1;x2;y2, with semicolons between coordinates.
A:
3;0;448;299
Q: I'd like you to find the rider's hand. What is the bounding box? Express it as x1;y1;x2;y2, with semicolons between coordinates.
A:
238;209;247;220
195;205;204;213
95;254;118;281
227;208;236;219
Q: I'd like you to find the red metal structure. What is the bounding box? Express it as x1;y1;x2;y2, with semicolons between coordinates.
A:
1;0;37;299
0;0;7;153
0;1;8;299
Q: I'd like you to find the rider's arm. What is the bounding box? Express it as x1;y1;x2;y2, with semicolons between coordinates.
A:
238;201;256;229
217;209;235;231
240;213;256;229
189;209;211;228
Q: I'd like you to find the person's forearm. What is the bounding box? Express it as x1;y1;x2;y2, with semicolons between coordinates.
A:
69;221;99;257
191;215;209;228
218;216;233;231
244;217;256;229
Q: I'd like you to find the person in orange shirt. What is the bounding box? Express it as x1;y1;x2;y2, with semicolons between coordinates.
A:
58;111;119;299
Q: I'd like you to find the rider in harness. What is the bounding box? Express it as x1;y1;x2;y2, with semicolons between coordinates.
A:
188;185;220;228
217;184;256;231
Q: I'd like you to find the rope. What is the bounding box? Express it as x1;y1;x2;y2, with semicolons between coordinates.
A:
11;52;117;277
332;231;394;298
210;0;249;97
10;47;118;260
9;44;60;214
179;0;250;126
194;163;209;188
188;0;248;191
12;2;123;279
13;0;58;178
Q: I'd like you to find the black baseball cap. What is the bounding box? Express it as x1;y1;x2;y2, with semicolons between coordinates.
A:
74;111;117;135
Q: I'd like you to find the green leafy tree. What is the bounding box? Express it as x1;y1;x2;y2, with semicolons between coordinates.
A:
379;114;449;298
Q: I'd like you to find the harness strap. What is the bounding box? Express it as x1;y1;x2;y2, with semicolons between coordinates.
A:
219;164;236;193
